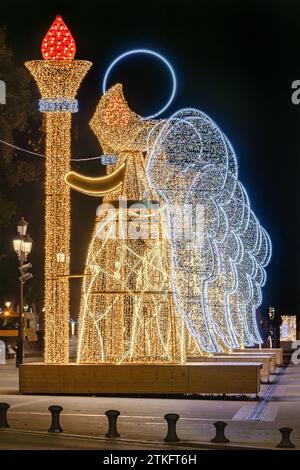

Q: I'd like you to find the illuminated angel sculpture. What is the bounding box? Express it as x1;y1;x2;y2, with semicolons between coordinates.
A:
66;84;271;362
67;84;185;363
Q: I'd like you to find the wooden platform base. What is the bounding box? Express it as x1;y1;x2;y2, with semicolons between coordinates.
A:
187;355;271;382
19;362;261;395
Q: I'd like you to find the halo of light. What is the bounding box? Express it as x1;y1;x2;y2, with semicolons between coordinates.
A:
102;49;177;119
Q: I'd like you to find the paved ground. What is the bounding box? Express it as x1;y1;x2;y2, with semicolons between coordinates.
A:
1;357;300;450
0;429;188;450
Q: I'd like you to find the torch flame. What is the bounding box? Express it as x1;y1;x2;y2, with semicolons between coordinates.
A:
41;15;76;60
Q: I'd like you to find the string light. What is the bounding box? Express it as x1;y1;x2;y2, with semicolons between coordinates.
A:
26;16;91;364
41;15;76;61
0;138;107;161
39;98;78;113
102;49;177;120
65;162;126;197
70;89;271;360
101;155;118;165
280;315;297;342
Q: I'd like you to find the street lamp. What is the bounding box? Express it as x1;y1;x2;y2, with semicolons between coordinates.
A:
13;217;33;367
17;216;28;236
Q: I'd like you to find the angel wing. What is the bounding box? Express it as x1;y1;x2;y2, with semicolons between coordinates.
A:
146;108;271;352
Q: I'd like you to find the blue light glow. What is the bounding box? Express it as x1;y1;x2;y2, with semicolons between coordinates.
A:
39;98;78;113
102;49;177;120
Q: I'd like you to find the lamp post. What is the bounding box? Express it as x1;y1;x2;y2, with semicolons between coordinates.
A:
13;217;33;367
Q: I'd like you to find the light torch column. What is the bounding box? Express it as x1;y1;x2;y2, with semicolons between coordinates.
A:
25;15;91;363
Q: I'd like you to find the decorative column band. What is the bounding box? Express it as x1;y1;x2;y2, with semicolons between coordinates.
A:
39;98;78;113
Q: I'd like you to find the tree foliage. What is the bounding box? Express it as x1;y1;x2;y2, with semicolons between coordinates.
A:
0;26;39;227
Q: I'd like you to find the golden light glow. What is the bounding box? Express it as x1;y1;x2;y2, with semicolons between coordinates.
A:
26;59;91;364
75;84;186;364
65;162;126;196
280;315;297;342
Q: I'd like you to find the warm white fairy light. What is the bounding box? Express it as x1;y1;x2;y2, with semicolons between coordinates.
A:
75;85;185;364
280;315;297;342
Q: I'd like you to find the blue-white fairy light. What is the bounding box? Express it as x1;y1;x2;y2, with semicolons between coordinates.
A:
39;98;78;113
102;49;177;119
146;107;272;352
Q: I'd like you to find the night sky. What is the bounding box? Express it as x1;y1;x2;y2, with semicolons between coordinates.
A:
1;0;300;320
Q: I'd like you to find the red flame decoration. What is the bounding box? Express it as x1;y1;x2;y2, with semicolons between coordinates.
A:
41;15;76;60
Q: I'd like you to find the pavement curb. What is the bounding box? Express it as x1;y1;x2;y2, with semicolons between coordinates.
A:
0;427;285;450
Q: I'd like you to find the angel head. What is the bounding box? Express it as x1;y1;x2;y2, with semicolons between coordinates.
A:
90;83;159;155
